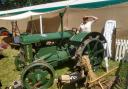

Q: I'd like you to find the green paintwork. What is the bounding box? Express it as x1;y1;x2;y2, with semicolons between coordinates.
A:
23;44;33;63
70;32;88;42
20;31;73;44
34;46;70;67
33;6;64;13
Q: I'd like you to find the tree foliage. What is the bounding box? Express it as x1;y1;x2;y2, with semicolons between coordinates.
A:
0;0;65;10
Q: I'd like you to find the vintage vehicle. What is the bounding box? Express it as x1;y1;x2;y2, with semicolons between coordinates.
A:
14;12;106;89
15;30;106;89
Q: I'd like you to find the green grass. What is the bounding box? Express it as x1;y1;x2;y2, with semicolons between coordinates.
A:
95;59;120;76
0;48;121;89
0;47;20;89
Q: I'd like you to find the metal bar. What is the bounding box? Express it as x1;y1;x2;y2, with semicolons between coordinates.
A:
59;13;63;40
24;44;33;63
40;15;43;34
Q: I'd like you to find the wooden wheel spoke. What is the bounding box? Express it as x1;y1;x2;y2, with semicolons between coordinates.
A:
89;36;93;40
101;40;106;43
26;73;37;85
92;41;99;52
96;35;100;39
94;49;104;56
87;44;92;54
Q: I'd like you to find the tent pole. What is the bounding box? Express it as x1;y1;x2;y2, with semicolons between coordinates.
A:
40;15;43;34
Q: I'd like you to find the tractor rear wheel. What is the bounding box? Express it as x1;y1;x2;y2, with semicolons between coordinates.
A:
77;34;105;70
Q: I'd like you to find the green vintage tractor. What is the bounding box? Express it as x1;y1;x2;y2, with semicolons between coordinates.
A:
15;13;106;89
15;31;106;89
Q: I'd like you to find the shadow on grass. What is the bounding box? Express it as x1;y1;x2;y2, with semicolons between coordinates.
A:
111;60;128;89
62;84;76;89
0;54;4;60
54;59;77;72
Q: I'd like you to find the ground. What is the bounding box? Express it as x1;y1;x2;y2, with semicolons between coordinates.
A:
0;48;122;89
0;48;20;88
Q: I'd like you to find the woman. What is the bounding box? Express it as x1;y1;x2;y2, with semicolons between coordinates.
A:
79;16;98;33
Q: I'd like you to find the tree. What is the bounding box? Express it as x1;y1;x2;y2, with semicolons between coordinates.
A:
0;0;66;10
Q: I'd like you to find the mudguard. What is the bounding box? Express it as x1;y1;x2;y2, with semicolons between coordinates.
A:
70;32;106;43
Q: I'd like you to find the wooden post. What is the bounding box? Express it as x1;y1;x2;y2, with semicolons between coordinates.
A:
115;39;120;61
112;28;116;59
118;40;123;61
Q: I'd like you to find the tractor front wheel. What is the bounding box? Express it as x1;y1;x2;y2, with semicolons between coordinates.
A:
21;60;55;89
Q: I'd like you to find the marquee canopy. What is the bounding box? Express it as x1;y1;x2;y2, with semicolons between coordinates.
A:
0;11;43;20
0;0;127;21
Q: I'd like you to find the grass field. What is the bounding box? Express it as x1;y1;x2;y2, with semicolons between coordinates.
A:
0;48;120;89
0;48;20;89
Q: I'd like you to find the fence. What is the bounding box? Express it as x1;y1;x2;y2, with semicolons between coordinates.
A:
115;39;128;61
